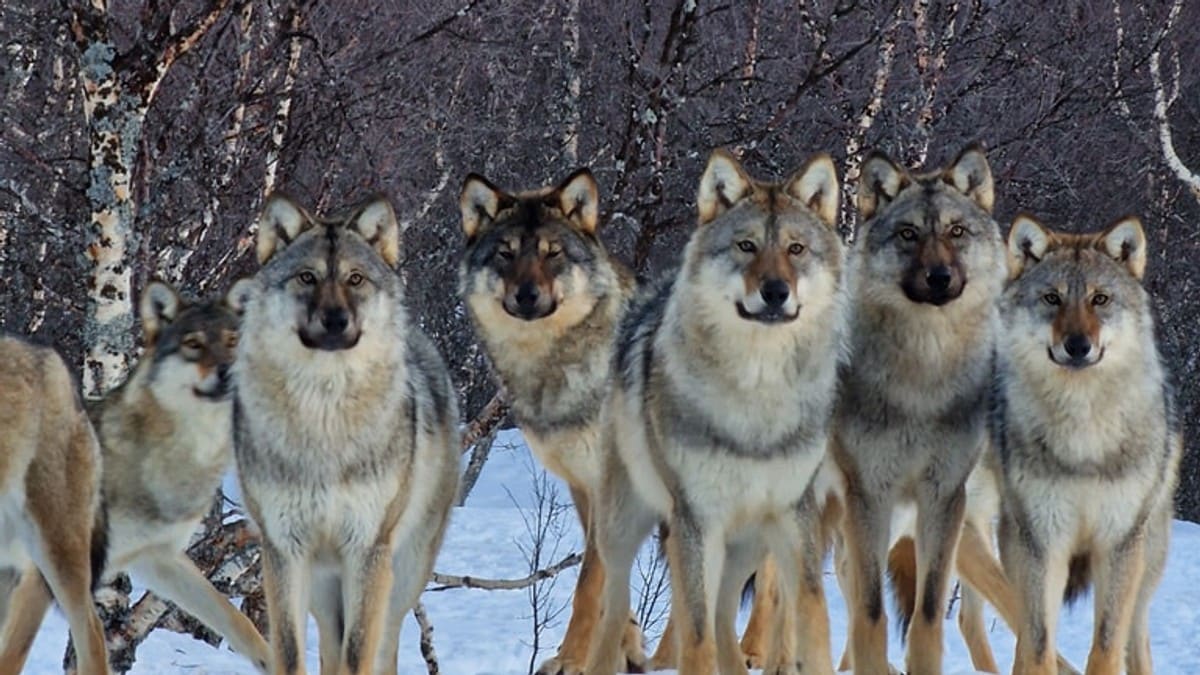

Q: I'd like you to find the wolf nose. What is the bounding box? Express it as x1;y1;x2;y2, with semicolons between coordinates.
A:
1064;334;1092;359
760;279;790;309
926;265;952;291
515;282;540;312
322;308;349;335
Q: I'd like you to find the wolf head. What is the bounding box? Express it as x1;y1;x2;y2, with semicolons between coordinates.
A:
681;148;842;328
856;144;1000;307
1004;214;1149;371
458;169;611;325
252;193;402;353
139;279;248;402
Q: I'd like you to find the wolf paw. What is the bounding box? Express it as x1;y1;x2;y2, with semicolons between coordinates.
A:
534;655;582;675
621;617;649;672
743;648;766;670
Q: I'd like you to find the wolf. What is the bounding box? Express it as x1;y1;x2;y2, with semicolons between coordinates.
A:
584;148;847;675
457;169;642;674
0;280;271;673
235;193;460;675
994;214;1180;675
831;143;1006;675
0;336;108;675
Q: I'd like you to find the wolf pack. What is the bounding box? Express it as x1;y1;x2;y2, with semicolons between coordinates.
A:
0;142;1181;675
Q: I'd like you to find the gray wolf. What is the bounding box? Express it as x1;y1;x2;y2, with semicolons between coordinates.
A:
458;169;641;674
995;214;1180;675
1;280;270;673
585;148;847;675
0;335;108;675
234;194;460;675
831;143;1006;675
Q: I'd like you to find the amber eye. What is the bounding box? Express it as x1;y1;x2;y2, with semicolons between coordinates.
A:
183;336;204;351
226;333;239;350
898;227;918;241
1042;292;1062;306
736;240;757;253
546;246;562;259
347;272;365;287
1092;293;1109;306
299;271;317;285
788;242;805;256
949;225;966;238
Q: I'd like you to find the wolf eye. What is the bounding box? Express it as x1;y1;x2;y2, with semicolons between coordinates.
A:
182;336;204;350
226;334;239;349
949;225;966;238
497;248;515;261
898;227;918;241
546;246;562;259
298;271;317;285
736;240;757;253
788;242;806;256
1042;292;1062;306
347;272;365;287
1092;293;1109;306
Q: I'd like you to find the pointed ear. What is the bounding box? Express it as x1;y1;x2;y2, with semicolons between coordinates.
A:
459;174;511;240
140;281;181;343
554;169;600;234
697;148;753;225
1099;216;1147;280
944;143;994;214
1007;214;1052;280
224;277;259;317
256;193;315;264
348;197;401;267
785;153;839;228
857;151;907;220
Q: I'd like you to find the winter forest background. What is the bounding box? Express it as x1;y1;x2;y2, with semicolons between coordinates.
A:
1;0;1198;671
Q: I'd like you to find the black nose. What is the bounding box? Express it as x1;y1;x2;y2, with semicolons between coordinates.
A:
926;265;952;291
760;279;790;309
1064;334;1092;359
217;363;232;382
322;308;349;335
515;282;540;311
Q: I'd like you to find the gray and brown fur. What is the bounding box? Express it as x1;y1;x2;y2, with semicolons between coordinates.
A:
458;170;641;674
994;214;1180;675
832;143;1006;675
585;148;847;675
235;193;460;675
0;336;108;675
0;281;270;673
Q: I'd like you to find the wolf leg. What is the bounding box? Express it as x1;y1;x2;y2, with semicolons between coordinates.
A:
338;543;394;675
648;608;677;670
769;492;834;675
1085;536;1145;675
999;514;1065;675
260;541;311;675
128;550;271;673
0;565;54;675
537;485;606;675
716;538;761;675
308;570;343;675
665;509;723;675
907;485;966;675
739;554;777;669
840;484;892;675
31;533;109;675
955;521;1001;674
1125;511;1168;675
376;503;453;675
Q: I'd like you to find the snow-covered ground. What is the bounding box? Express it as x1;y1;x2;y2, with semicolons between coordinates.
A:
21;429;1200;674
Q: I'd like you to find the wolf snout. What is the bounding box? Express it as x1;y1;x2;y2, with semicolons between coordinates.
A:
1050;333;1102;369
926;265;952;292
515;282;540;313
1064;334;1091;359
321;307;350;335
760;278;790;309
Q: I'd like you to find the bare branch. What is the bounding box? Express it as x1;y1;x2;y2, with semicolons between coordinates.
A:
427;552;582;592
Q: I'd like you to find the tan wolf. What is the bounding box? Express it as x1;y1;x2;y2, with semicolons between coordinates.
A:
585;148;847;675
457;169;643;674
832;144;1007;675
0;336;108;675
995;214;1180;675
0;280;271;673
235;193;460;675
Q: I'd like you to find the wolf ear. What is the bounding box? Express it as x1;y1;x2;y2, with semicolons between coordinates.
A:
857;152;907;220
1006;214;1052;280
224;277;259;317
140;281;181;343
256;194;315;264
785;153;839;228
1099;216;1147;280
349;197;401;267
944;143;994;214
553;169;600;234
460;174;512;241
697;148;753;226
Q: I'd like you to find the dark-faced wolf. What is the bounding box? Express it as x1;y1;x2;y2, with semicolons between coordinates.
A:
585;148;847;675
832;144;1006;675
458;169;642;674
235;194;460;675
996;214;1180;675
0;336;108;675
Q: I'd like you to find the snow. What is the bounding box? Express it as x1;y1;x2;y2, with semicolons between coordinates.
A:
20;429;1200;674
